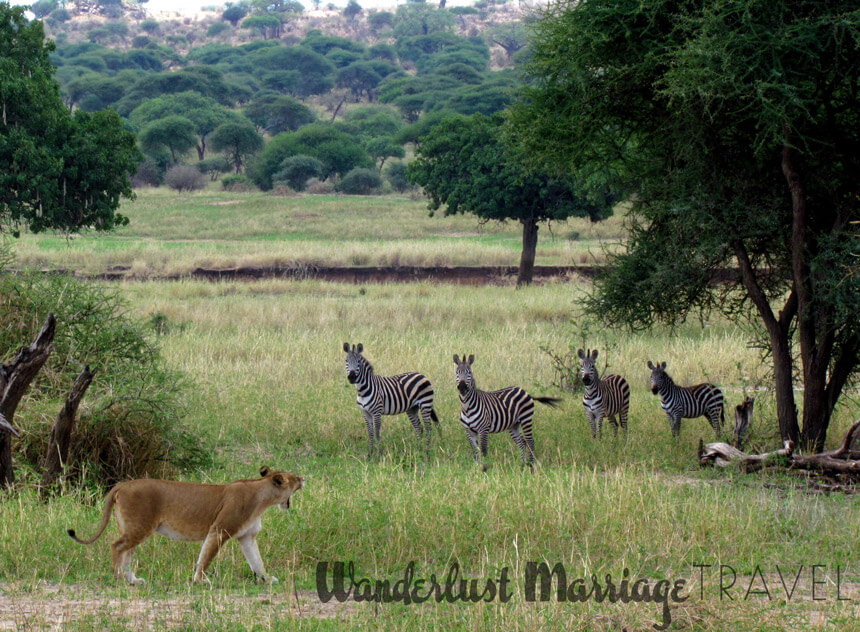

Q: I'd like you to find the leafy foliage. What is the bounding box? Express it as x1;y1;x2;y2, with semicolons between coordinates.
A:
0;5;139;235
0;273;208;487
514;0;860;447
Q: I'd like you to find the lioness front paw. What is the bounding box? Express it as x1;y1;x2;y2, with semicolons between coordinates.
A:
257;573;278;584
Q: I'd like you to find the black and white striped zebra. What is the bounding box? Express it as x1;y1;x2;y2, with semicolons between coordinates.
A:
647;360;724;437
454;353;561;471
577;348;630;438
344;342;439;456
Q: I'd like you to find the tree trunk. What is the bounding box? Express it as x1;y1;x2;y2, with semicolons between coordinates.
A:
0;314;57;488
732;240;800;444
783;134;837;452
517;217;539;287
42;365;96;492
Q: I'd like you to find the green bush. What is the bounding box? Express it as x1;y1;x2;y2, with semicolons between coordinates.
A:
221;173;255;191
207;21;230;37
273;154;325;191
337;167;382;195
0;271;208;488
384;161;412;193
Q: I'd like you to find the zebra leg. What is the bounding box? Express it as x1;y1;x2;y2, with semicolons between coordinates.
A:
406;407;423;439
708;409;721;437
607;414;618;438
465;428;480;460
362;410;375;457
669;414;682;438
419;407;434;451
479;428;489;472
585;409;598;438
373;414;382;443
510;425;534;471
619;407;629;436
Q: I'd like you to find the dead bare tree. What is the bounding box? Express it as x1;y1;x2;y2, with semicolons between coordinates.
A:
0;314;56;488
42;365;97;492
699;419;860;482
732;396;754;449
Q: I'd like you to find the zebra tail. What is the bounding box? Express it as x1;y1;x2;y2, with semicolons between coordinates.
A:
534;396;562;408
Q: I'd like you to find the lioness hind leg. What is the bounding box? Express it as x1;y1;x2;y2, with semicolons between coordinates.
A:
239;535;277;584
111;536;145;585
194;529;228;583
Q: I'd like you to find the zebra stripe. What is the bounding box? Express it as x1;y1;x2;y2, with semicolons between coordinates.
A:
454;353;560;471
344;342;439;456
647;360;724;437
577;348;630;438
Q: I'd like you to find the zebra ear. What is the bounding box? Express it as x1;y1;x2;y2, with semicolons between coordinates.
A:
660;361;667;370
357;343;363;353
453;354;460;364
467;354;474;365
647;360;654;370
591;349;599;360
577;348;585;359
343;342;350;353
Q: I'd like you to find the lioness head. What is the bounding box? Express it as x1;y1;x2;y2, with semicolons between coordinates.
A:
259;465;303;510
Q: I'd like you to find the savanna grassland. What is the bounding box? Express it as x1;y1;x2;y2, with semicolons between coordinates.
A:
10;187;625;276
1;191;859;632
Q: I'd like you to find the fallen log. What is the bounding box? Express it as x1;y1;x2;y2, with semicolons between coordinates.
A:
699;420;860;481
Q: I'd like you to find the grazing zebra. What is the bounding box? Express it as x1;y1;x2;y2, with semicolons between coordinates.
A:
647;360;724;437
343;342;439;457
577;348;630;438
454;353;561;471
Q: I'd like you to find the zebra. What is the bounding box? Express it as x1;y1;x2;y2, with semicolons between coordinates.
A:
577;348;630;438
647;360;724;437
454;353;561;471
343;342;439;457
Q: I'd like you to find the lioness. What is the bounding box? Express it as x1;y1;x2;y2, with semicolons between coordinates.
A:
68;466;303;585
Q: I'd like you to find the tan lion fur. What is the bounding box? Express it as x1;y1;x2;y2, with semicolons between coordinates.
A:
68;466;303;585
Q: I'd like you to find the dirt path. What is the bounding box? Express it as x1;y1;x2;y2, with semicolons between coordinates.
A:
0;584;357;630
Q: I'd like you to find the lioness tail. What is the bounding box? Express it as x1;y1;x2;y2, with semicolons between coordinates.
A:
68;485;118;545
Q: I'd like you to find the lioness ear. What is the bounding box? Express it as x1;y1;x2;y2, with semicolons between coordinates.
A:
343;342;350;352
272;473;285;487
260;466;270;477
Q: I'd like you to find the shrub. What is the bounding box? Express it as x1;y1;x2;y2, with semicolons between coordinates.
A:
304;177;334;194
221;173;255;191
131;35;151;48
197;156;233;180
140;19;160;34
0;273;208;487
207;21;230;37
337;167;382;195
49;7;70;22
164;164;207;191
132;159;162;188
273;154;325;191
384;161;412;193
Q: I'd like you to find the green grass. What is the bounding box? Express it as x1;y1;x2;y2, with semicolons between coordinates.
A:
2;278;859;631
10;187;626;276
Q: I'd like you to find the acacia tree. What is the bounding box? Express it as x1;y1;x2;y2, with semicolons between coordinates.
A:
209;122;263;173
513;0;860;450
408;113;608;286
0;4;139;235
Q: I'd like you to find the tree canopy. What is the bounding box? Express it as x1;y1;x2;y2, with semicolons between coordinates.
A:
409;113;608;286
0;4;138;235
512;0;860;450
